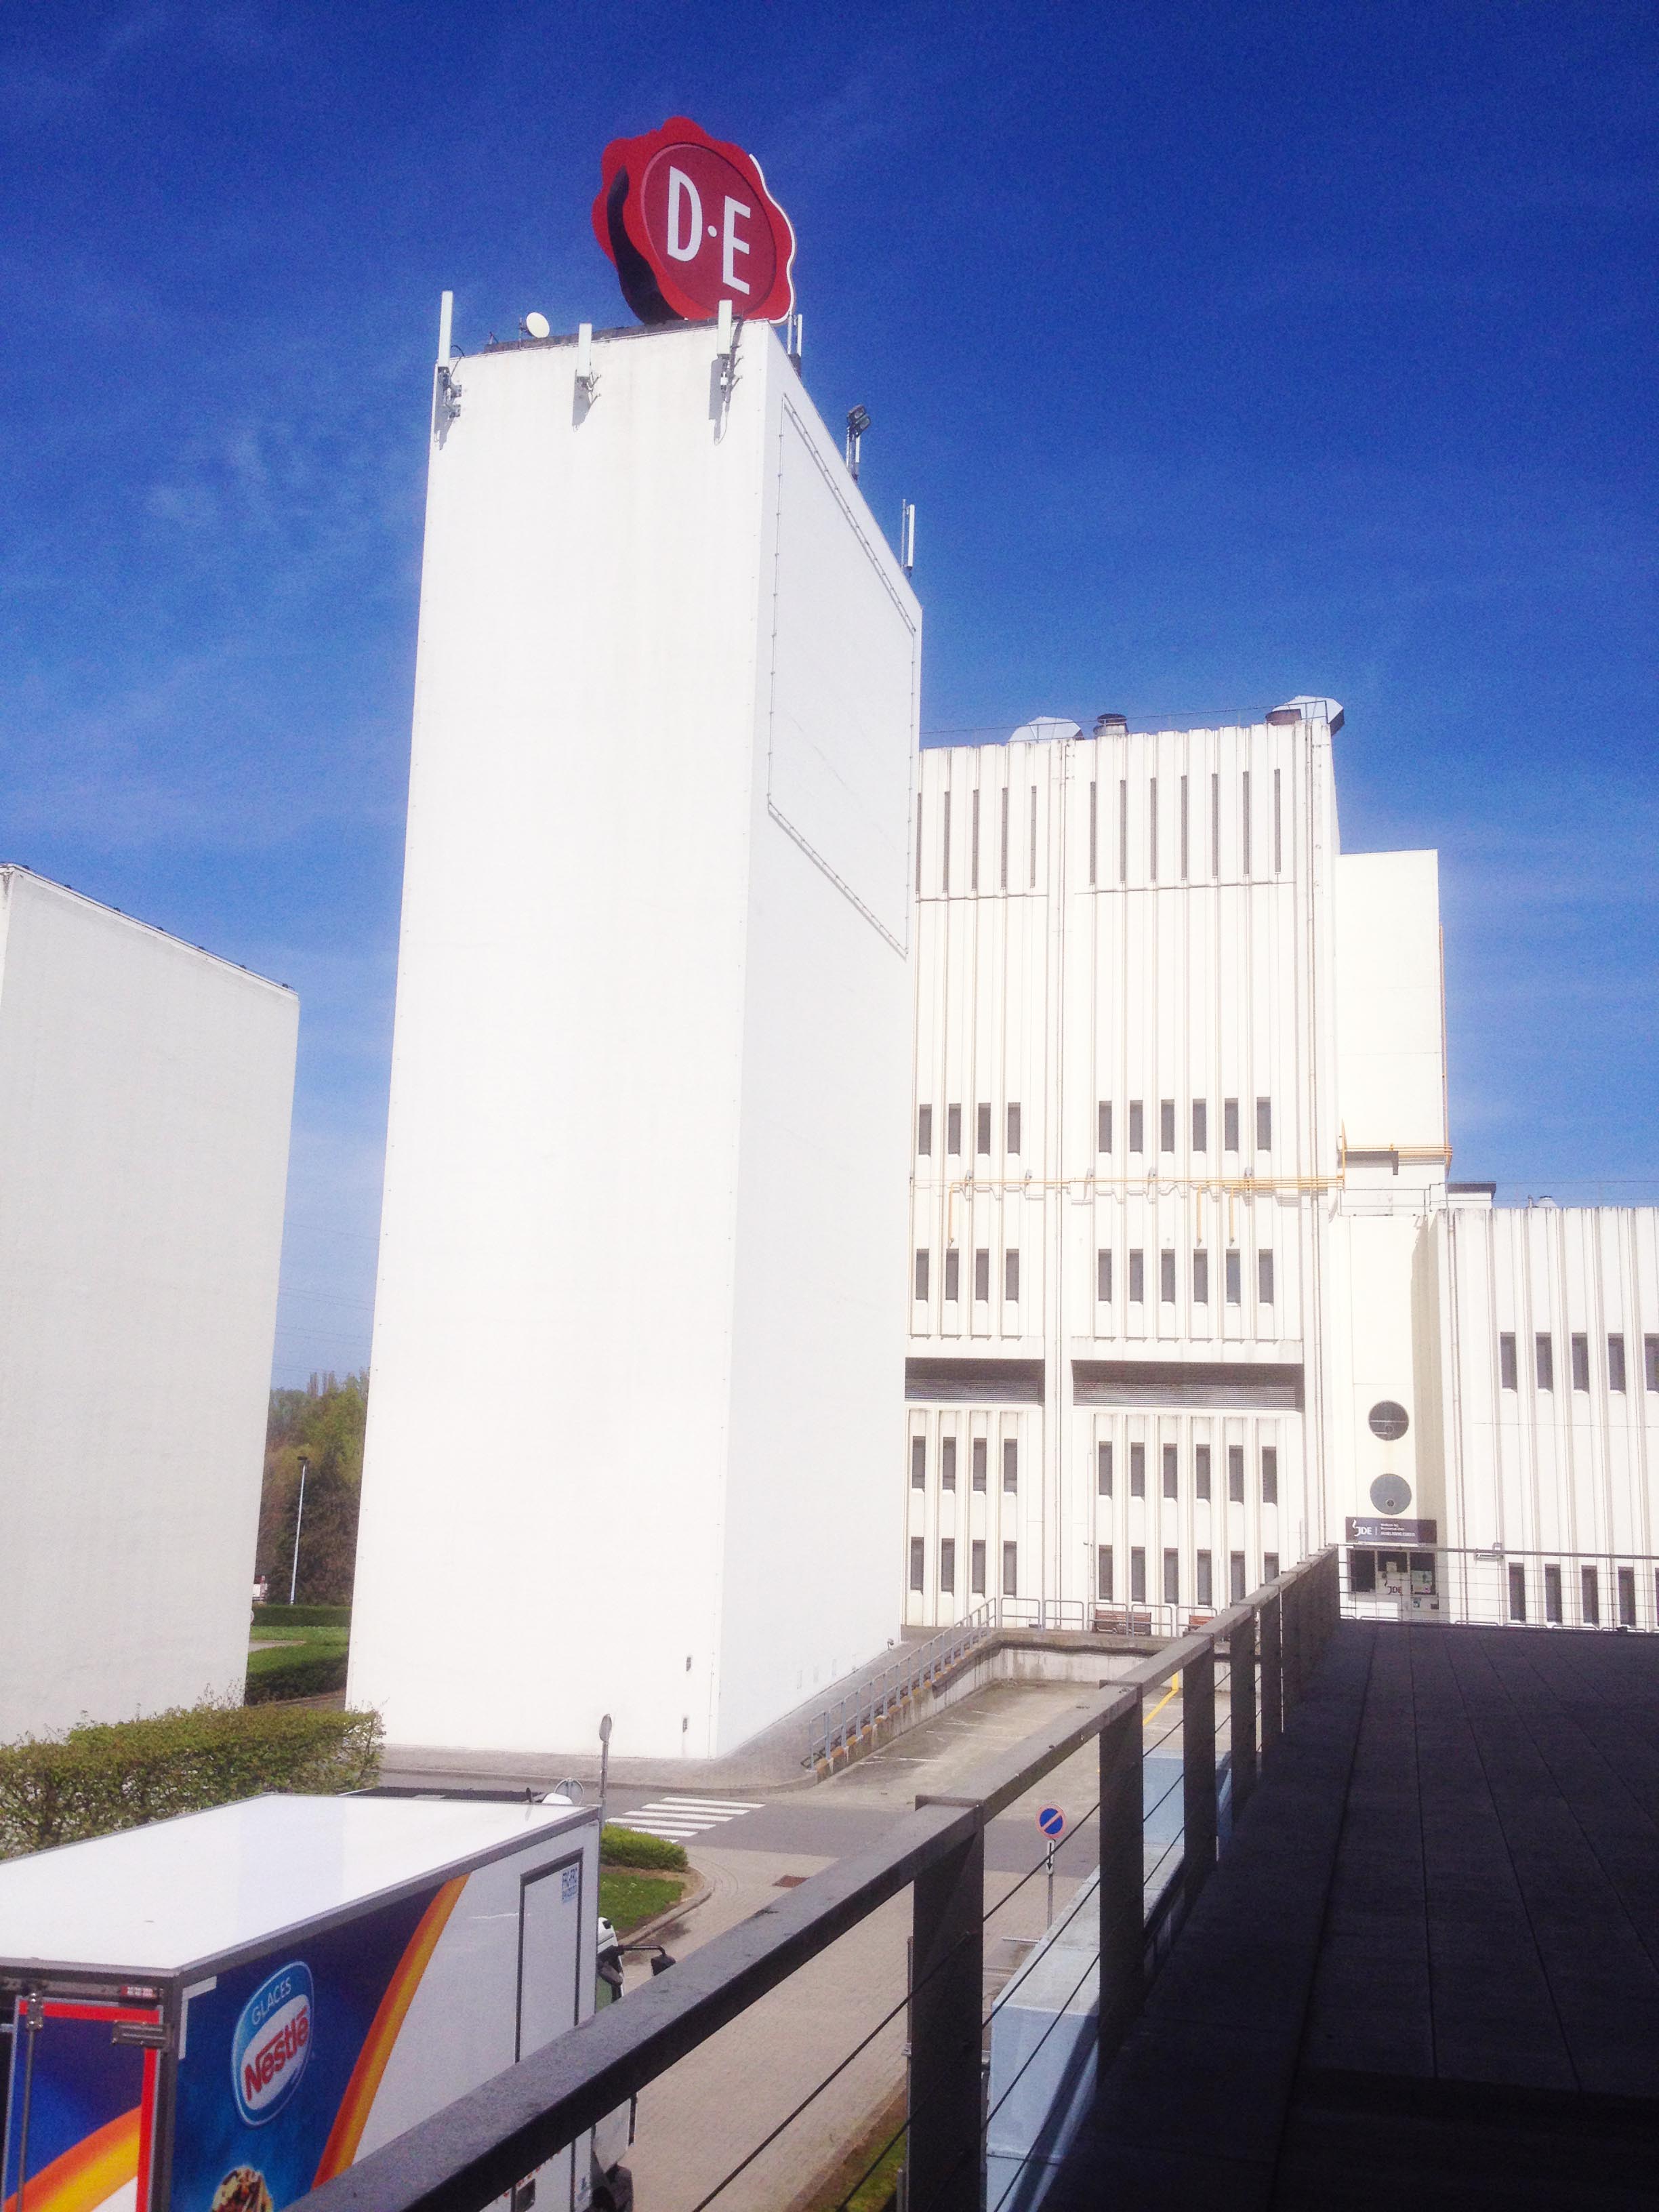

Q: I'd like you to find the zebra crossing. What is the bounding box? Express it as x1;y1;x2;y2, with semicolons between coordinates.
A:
617;1795;764;1841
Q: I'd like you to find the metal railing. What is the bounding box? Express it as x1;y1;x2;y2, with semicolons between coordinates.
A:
294;1548;1340;2212
1340;1543;1659;1633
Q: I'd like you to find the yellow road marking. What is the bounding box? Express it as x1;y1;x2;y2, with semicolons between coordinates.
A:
1145;1677;1180;1726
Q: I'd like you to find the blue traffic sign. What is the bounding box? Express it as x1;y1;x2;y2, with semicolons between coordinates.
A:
1037;1805;1066;1840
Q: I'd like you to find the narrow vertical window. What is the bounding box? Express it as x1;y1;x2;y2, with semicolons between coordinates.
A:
1618;1565;1637;1627
1192;1099;1207;1151
1180;774;1189;880
1242;769;1252;877
1223;1098;1240;1151
1118;779;1128;884
1098;1100;1113;1153
947;1104;962;1155
1129;1101;1144;1152
1162;1443;1178;1498
971;1538;986;1595
1029;787;1038;888
1129;1250;1145;1303
1000;786;1009;890
971;790;980;890
909;1537;924;1591
1002;1541;1018;1597
1195;1443;1212;1499
1227;1445;1244;1502
1097;1441;1113;1495
1500;1332;1517;1389
1004;1250;1020;1301
917;1104;933;1155
1256;1097;1272;1150
1196;1551;1213;1607
1610;1334;1626;1392
1647;1336;1659;1391
1130;1442;1145;1497
1507;1561;1526;1620
1225;1250;1242;1305
972;1437;987;1492
1264;1551;1279;1582
1160;1250;1176;1303
1130;1547;1147;1602
1581;1564;1600;1626
944;1248;960;1301
914;1250;929;1300
1003;1438;1019;1493
941;790;951;894
1097;1544;1114;1601
1163;1549;1179;1605
1097;1248;1113;1302
977;1103;991;1155
1193;1249;1209;1303
1273;766;1282;874
1261;1446;1279;1504
911;1436;926;1489
1088;780;1098;885
1006;1102;1021;1154
975;1249;990;1301
1570;1332;1589;1390
1149;775;1158;882
1536;1333;1554;1391
1160;1099;1175;1151
1258;1251;1275;1305
1544;1563;1562;1622
939;1538;956;1593
1210;771;1220;877
941;1438;956;1491
1229;1552;1246;1602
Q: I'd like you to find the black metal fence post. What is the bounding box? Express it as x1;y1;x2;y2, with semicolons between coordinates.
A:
1097;1687;1143;2067
907;1822;985;2212
1181;1641;1217;1914
1259;1589;1283;1759
1227;1609;1258;1820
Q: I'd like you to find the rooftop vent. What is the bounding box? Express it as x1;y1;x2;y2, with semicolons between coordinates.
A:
1093;712;1128;735
1269;695;1345;733
1008;717;1082;745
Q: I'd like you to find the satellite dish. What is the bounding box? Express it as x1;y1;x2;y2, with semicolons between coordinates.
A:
523;312;551;340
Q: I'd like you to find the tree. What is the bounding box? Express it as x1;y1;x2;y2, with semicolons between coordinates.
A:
257;1372;368;1606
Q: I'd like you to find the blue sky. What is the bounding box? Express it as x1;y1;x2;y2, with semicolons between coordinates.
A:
3;3;1654;1384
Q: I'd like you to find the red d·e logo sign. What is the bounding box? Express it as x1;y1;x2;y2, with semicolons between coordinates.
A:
594;117;796;327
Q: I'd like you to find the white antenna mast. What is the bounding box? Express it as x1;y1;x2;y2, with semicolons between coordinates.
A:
900;499;916;576
437;290;453;365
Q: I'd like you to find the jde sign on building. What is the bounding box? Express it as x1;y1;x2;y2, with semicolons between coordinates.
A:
595;115;795;325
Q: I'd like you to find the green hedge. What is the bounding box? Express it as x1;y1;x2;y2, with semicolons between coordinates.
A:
253;1603;352;1630
0;1702;383;1860
245;1650;350;1704
601;1823;689;1870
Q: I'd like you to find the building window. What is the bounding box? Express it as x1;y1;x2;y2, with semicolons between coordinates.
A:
947;1104;962;1155
975;1249;990;1300
1129;1250;1145;1303
1500;1332;1517;1389
1130;1547;1146;1602
941;1438;956;1491
1163;1549;1179;1605
909;1537;924;1592
972;1438;987;1492
1005;1250;1020;1301
1581;1564;1600;1626
1160;1251;1176;1303
1572;1333;1590;1391
1229;1552;1246;1603
1227;1444;1244;1503
1544;1563;1562;1623
977;1103;991;1156
1263;1550;1279;1581
1097;1441;1113;1495
1258;1251;1275;1305
1162;1443;1178;1499
1097;1544;1113;1601
1097;1100;1113;1153
1536;1333;1553;1391
1003;1438;1019;1494
1261;1446;1278;1504
1195;1443;1212;1500
940;1538;956;1594
945;1248;960;1302
1002;1541;1018;1597
1192;1099;1207;1151
1647;1337;1659;1392
917;1105;932;1155
1193;1249;1209;1303
914;1250;930;1300
1226;1250;1242;1305
1618;1565;1636;1629
911;1436;926;1489
1196;1551;1213;1608
972;1539;987;1595
1160;1099;1175;1151
1097;1248;1113;1302
1256;1097;1272;1151
1507;1562;1526;1621
1130;1442;1146;1498
1007;1102;1021;1154
1129;1100;1144;1153
1223;1097;1240;1151
1605;1334;1625;1392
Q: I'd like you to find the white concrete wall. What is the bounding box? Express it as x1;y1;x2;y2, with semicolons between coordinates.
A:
0;869;296;1738
1333;850;1446;1159
352;319;916;1759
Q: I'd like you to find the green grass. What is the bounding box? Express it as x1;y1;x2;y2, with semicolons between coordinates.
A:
248;1624;349;1670
600;1823;689;1870
599;1867;687;1934
843;2130;905;2212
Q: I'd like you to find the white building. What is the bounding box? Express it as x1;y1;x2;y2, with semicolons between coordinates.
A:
903;708;1659;1633
350;314;918;1760
0;867;297;1739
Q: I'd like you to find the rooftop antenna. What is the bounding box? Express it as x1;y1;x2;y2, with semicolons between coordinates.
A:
432;291;462;434
436;290;453;364
715;298;737;398
785;308;804;369
845;404;870;482
576;322;599;403
899;499;916;577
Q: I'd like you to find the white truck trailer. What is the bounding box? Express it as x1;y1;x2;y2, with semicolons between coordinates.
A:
0;1793;626;2212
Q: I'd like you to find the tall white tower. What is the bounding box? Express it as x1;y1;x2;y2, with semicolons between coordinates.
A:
350;315;919;1759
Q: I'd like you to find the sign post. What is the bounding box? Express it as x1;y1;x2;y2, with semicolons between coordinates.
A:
1037;1804;1066;1924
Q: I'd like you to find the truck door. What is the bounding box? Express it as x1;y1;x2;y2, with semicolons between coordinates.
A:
513;1858;586;2212
2;1996;161;2212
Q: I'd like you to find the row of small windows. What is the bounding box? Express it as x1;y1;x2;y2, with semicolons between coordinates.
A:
1096;1246;1274;1305
912;1535;1021;1595
914;1248;1023;1302
916;1098;1271;1158
922;788;1042;896
1497;1332;1659;1393
1501;1559;1653;1628
911;1435;1020;1492
1095;1439;1278;1504
1097;1547;1277;1607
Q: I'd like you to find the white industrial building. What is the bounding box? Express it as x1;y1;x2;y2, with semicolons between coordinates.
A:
350;313;918;1760
903;707;1659;1635
0;867;297;1739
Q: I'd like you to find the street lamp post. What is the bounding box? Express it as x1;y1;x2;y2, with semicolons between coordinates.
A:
289;1454;310;1607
